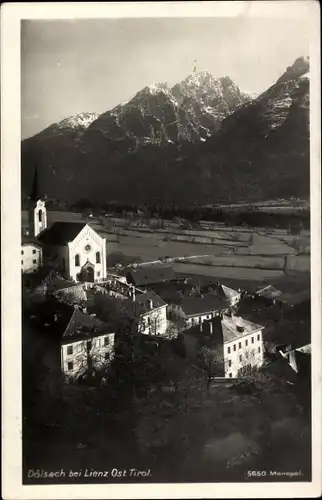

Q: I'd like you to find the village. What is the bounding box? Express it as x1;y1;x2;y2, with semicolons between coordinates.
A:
22;191;311;482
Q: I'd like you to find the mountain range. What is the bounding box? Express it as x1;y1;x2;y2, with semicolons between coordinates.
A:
21;57;310;206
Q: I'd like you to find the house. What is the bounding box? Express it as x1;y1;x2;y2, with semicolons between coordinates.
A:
126;266;176;288
35;299;115;379
169;293;229;328
215;282;241;307
182;312;264;378
21;236;43;273
122;290;168;336
60;307;115;379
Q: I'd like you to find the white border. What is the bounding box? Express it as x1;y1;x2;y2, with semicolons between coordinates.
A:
1;2;321;499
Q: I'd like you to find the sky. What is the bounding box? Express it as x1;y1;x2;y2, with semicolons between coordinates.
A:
21;17;310;139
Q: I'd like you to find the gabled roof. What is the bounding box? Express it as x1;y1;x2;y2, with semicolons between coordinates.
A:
180;293;228;317
38;222;86;245
62;308;113;344
122;290;167;317
127;266;176;286
221;314;263;343
220;284;241;301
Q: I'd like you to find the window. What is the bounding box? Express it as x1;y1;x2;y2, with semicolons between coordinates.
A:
245;339;248;347
104;352;110;361
96;338;101;347
67;345;73;355
258;347;261;353
227;346;231;354
239;355;242;362
251;337;254;344
21;250;24;255
38;210;42;222
257;334;260;341
238;342;241;349
229;373;232;378
96;252;101;264
207;315;210;319
228;360;232;367
67;361;73;371
33;259;37;264
75;254;80;267
97;271;100;277
233;344;236;352
104;336;110;346
32;249;36;254
21;260;23;265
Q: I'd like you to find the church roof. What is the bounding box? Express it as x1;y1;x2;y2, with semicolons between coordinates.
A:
38;221;86;245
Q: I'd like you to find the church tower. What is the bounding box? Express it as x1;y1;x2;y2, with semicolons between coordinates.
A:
28;168;47;237
33;199;47;237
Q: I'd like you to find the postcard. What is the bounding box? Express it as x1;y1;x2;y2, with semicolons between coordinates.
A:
1;1;321;498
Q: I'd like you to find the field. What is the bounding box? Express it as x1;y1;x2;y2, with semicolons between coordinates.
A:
22;211;310;281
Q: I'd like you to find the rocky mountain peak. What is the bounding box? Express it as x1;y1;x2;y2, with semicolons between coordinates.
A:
36;112;100;138
276;56;309;84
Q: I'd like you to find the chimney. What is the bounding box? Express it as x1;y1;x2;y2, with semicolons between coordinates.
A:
209;320;213;335
148;299;153;310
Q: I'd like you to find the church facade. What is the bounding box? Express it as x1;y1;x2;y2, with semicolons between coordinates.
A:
25;197;107;282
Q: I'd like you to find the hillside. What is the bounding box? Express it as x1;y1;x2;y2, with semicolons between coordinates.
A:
21;58;310;205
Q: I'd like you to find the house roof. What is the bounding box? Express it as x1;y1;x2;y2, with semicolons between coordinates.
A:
221;314;263;343
21;235;43;248
256;285;282;300
122;290;167;317
220;284;241;301
180;293;228;317
40;271;76;292
38;221;86;245
264;321;311;350
127;266;176;287
62;307;113;344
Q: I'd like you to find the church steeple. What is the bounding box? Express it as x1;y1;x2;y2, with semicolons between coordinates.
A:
30;167;39;202
27;167;47;237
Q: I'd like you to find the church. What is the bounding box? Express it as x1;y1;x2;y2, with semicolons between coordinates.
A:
23;173;107;282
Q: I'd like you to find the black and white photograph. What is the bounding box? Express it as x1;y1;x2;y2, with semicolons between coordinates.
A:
2;1;321;498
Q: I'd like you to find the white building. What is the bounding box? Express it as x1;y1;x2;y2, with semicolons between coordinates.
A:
48;304;115;379
169;293;229;329
28;199;107;282
21;237;43;273
220;314;264;378
183;313;264;379
122;290;168;336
